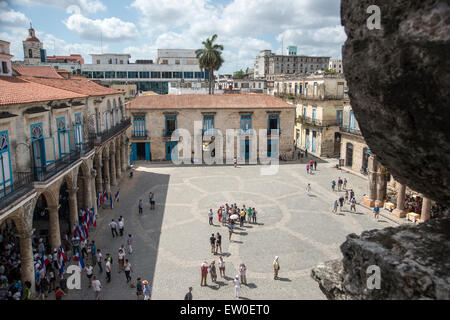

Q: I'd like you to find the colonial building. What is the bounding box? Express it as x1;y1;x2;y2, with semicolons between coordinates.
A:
328;58;343;74
214;78;267;94
0;40;130;294
273;74;347;158
126;94;295;162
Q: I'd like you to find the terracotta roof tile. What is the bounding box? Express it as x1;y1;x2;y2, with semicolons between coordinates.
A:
13;65;64;79
20;76;122;97
127;94;294;110
0;76;86;106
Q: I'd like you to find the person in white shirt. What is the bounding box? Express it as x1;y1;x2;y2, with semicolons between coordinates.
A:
85;264;94;287
127;234;134;255
234;275;240;298
118;216;125;236
109;220;118;238
91;275;101;300
118;249;125;273
105;259;112;283
124;259;133;283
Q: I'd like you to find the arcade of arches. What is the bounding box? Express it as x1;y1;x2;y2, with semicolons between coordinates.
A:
0;133;129;294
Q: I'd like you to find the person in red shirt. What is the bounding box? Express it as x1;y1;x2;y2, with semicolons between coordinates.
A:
200;261;208;286
55;286;66;300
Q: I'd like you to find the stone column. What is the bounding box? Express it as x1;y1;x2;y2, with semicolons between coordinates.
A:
90;169;98;216
375;166;387;207
420;197;431;222
47;205;61;250
115;145;122;180
110;152;117;186
95;155;103;194
103;155;111;194
362;154;377;207
67;187;79;230
121;140;126;172
83;175;93;210
392;183;406;218
124;142;129;169
18;228;35;295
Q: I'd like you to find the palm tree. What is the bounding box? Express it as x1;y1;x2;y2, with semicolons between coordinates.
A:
196;34;224;94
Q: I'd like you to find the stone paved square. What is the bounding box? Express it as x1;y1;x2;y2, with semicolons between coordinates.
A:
66;160;397;300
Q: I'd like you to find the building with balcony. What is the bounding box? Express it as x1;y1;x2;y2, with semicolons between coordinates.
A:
81;50;209;95
0;41;130;294
126;94;295;162
275;74;348;157
214;78;267;94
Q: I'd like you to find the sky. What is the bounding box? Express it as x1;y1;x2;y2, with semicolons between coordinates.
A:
0;0;346;74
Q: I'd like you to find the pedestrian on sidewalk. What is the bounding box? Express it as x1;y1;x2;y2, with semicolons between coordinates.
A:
209;260;217;283
118;249;125;273
118;216;124;236
55;286;66;300
373;204;380;220
239;263;247;285
208;209;214;225
333;200;338;213
306;164;310;174
339;196;344;211
228;223;234;241
247;207;252;223
200;261;208;286
234;275;241;298
91;241;97;267
215;232;222;254
109;219;118;238
71;235;80;257
252;207;257;224
273;256;280;280
92;276;101;300
80;238;88;259
218;208;222;224
218;256;225;278
184;287;193;300
350;197;357;212
143;280;152;300
343;178;348;190
314;160;317;171
124;259;133;283
331;179;336;192
240;208;245;227
350;189;355;199
306;183;312;196
105;256;112;283
345;190;349;204
150;192;155;210
233;156;237;168
127;234;134;255
85;263;94;288
209;233;216;255
138;199;143;215
337;177;343;191
96;249;103;273
136;278;143;300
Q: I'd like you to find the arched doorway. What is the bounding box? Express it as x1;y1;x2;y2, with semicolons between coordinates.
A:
58;181;71;235
362;147;369;173
76;168;86;215
32;193;50;250
346;143;353;167
0;218;23;299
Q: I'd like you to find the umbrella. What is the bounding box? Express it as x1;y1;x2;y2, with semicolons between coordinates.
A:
230;214;239;220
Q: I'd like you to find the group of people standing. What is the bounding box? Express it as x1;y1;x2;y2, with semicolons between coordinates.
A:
331;177;357;214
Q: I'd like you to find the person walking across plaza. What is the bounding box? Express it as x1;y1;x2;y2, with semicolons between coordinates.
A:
339;196;344;212
208;209;214;225
331;179;336;192
209;233;216;255
127;234;134;255
109;219;118;238
337;177;343;191
373;204;380;220
273;256;280;280
118;249;125;273
306;183;312;196
215;232;222;254
118;216;125;236
252;207;257;224
240;208;245;227
136;278;143;300
71;235;80;258
124;259;133;283
184;287;193;300
105;257;112;283
200;261;208;286
247;207;252;223
234;275;241;298
209;260;217;283
138;199;143;215
90;241;97;267
239;263;247;285
350;197;357;212
142;280;151;300
345;190;349;204
228;223;234;241
92;275;101;300
96;249;103;273
333;200;338;213
306;164;310;174
85;263;94;288
218;256;226;278
150;192;155;210
343;178;348;190
314;160;317;171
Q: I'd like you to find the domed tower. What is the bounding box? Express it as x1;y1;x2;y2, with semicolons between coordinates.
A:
23;23;44;64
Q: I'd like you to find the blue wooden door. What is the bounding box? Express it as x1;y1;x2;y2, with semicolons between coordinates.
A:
131;143;137;164
166;141;177;161
0;131;13;198
305;131;310;150
267;139;278;158
312;131;317;152
145;142;151;161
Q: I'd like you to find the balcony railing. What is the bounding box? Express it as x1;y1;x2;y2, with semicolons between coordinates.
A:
33;149;81;182
300;116;339;127
267;128;281;135
0;172;34;211
92;117;131;145
132;130;148;139
339;125;362;136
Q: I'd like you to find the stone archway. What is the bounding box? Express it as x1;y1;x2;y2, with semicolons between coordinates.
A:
32;189;60;251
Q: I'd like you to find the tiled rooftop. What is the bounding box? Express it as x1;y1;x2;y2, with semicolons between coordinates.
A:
127;94;294;110
13;65;64;79
0;76;85;106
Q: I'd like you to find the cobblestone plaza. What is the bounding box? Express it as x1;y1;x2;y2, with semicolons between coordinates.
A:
66;160;396;300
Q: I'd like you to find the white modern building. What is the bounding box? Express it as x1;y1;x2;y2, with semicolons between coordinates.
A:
329;59;343;74
81;50;208;95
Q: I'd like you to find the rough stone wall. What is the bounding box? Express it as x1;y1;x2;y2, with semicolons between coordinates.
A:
312;217;450;299
341;0;450;205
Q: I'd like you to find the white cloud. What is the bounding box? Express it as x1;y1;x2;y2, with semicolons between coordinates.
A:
64;10;138;42
9;0;106;14
0;2;29;28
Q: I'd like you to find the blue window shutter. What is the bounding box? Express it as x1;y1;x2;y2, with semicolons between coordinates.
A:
132;143;137;161
145;142;150;161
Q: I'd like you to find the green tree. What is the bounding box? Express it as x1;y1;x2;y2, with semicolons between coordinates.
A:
196;34;224;94
233;69;245;79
